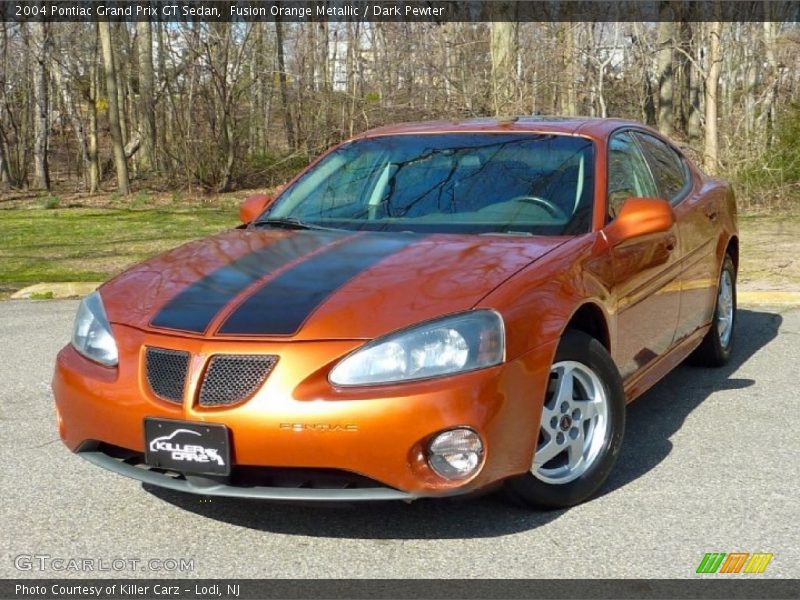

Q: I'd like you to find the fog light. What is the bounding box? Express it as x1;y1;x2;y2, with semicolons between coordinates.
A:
428;428;484;480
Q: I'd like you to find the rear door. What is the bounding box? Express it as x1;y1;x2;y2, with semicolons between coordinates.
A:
606;131;681;380
632;131;717;345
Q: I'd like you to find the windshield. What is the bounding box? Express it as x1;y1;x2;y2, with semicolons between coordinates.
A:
265;133;595;235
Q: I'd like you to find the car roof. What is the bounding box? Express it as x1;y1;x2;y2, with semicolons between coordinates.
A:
356;116;649;141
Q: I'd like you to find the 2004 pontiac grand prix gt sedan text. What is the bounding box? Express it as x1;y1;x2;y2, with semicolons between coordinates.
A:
53;117;738;508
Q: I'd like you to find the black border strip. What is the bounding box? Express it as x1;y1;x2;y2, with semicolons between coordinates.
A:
2;1;799;23
218;233;420;336
149;231;344;334
2;579;799;599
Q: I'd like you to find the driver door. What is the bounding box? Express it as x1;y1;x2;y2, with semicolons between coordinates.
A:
605;131;681;380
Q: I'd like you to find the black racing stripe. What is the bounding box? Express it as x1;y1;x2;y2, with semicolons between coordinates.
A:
218;234;420;336
150;231;344;333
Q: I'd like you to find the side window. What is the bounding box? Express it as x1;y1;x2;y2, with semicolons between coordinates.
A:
633;132;690;204
607;131;658;219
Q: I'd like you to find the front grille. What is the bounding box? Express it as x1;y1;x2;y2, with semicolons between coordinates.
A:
145;347;190;404
198;354;278;407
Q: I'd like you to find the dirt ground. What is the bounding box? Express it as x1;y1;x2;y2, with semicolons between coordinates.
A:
738;214;800;292
0;186;270;210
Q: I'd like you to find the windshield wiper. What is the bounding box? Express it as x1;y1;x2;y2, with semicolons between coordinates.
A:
479;230;534;237
251;217;339;231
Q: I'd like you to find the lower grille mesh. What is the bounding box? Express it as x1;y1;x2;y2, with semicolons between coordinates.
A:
145;347;190;404
198;354;278;407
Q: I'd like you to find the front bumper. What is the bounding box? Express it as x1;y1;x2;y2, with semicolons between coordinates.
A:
53;324;555;500
79;444;417;502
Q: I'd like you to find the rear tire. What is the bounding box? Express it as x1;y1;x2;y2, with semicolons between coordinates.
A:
505;330;625;509
689;254;736;367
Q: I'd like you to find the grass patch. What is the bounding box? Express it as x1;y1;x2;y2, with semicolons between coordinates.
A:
29;291;55;300
41;195;60;210
0;205;238;290
131;192;154;208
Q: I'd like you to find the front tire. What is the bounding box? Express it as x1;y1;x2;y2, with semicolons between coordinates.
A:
505;330;626;509
689;254;736;367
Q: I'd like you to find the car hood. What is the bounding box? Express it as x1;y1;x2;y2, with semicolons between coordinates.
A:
101;228;567;340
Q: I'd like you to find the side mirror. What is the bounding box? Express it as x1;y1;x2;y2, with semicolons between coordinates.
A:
239;193;274;224
604;197;675;246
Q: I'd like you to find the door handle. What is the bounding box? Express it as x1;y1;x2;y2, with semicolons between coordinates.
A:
704;207;718;222
665;235;677;252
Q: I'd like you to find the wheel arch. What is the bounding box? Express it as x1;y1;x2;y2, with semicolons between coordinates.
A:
562;302;611;353
726;235;739;273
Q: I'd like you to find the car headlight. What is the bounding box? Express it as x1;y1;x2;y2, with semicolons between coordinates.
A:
329;310;504;386
71;291;118;367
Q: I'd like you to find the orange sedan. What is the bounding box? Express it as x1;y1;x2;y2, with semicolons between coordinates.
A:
53;117;738;508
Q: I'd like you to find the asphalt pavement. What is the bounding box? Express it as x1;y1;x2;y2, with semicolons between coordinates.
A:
1;300;798;579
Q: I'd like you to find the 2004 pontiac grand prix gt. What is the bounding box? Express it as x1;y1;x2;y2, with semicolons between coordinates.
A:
53;117;738;508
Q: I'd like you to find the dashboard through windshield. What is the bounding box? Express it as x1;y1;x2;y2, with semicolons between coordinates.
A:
264;133;596;235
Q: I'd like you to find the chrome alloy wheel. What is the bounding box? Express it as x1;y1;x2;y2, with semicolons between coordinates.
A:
717;269;734;348
532;361;610;485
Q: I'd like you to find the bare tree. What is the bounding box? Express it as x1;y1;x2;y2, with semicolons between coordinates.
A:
31;21;50;190
98;20;130;194
490;3;517;115
558;24;577;115
0;18;796;207
704;20;723;174
656;10;675;136
87;25;100;193
275;18;295;151
52;54;89;188
0;22;13;188
585;23;620;118
680;22;702;144
136;21;156;174
755;20;781;152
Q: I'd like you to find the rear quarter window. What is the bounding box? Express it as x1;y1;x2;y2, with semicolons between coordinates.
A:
633;132;692;204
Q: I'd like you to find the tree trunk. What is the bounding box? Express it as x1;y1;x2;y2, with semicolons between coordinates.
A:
704;20;723;174
99;20;130;194
346;21;360;138
88;28;100;194
743;29;757;145
595;23;619;119
211;22;236;192
675;20;690;134
249;22;264;154
32;21;50;190
156;21;169;172
275;18;295;151
687;49;702;144
114;24;129;149
642;71;657;126
490;3;517;116
756;20;779;152
52;61;89;188
0;139;10;189
0;22;12;188
656;9;674;136
219;113;235;192
558;24;577;115
136;21;156;174
319;20;331;145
